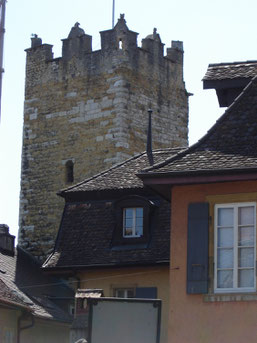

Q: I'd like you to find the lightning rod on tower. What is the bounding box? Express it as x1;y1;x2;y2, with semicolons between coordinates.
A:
0;0;6;121
112;0;115;28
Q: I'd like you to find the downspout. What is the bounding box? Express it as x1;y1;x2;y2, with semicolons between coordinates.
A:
17;311;35;343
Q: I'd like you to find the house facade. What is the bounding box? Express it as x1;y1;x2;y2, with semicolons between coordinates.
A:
0;224;74;343
43;148;185;343
140;70;257;342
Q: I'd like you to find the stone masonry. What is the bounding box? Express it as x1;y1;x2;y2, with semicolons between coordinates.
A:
19;15;189;260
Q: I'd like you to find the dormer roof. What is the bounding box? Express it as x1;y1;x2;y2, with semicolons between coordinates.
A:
42;148;184;270
203;60;257;107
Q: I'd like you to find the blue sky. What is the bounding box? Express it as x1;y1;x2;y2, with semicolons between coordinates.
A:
0;0;256;239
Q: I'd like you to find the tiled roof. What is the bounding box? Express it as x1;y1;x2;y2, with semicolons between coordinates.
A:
0;279;30;309
43;148;180;269
0;246;73;322
43;197;171;269
59;148;183;196
203;60;257;81
140;77;257;176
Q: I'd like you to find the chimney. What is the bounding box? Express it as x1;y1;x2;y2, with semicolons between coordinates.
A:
147;109;154;166
0;224;15;256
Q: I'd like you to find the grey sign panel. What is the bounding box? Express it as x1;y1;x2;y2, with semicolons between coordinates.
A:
88;297;161;343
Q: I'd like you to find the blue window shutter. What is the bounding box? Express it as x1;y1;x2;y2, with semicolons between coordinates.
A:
187;203;209;294
135;287;157;299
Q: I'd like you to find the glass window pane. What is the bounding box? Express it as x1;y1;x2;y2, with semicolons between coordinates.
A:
136;208;143;217
116;289;124;297
217;248;233;268
218;228;233;247
238;248;254;268
217;270;233;288
136;217;143;227
124;227;133;236
125;218;133;228
125;208;133;218
218;208;233;226
126;289;135;298
238;269;254;288
135;225;143;237
238;206;254;225
238;226;254;246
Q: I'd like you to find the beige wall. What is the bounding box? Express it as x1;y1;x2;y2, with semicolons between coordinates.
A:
169;181;257;343
79;265;169;343
20;318;70;343
0;307;70;343
0;307;20;343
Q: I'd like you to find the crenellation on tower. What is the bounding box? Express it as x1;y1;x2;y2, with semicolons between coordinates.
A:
166;40;184;64
100;14;138;52
141;27;164;61
62;22;92;60
19;15;189;260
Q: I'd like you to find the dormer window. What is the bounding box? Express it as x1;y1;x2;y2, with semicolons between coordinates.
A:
123;208;143;238
112;196;157;247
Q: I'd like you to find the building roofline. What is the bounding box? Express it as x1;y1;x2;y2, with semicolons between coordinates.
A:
140;76;257;176
206;60;257;68
42;260;169;272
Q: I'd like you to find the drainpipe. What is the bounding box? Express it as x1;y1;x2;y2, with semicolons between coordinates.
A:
17;311;35;343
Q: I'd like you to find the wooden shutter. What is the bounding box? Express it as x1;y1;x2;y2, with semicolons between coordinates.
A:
135;287;157;299
187;202;209;294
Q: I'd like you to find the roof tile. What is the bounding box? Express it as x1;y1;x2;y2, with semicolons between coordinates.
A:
203;61;257;81
0;247;73;322
141;77;257;175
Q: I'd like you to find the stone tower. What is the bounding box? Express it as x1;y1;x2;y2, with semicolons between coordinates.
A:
19;15;188;260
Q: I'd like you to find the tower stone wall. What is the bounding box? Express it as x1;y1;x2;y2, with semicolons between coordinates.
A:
19;16;188;259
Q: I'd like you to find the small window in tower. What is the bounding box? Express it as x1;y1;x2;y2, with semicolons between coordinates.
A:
119;39;123;50
65;160;74;184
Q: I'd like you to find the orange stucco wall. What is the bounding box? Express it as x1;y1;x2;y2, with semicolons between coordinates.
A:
169;180;257;343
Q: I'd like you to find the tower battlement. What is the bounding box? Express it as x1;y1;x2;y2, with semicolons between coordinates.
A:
19;15;188;260
25;15;184;98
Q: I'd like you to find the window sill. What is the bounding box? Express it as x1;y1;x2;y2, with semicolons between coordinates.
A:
203;292;257;302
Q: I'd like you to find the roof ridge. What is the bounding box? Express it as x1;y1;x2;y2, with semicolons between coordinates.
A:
208;60;257;67
141;76;257;174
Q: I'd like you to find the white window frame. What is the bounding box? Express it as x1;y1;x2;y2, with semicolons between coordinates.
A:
214;202;256;293
114;288;135;298
123;207;143;238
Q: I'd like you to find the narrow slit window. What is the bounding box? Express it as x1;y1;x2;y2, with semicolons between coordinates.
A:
65;160;74;183
119;39;123;50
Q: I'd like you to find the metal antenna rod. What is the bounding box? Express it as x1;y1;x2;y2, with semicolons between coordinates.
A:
0;0;6;122
147;109;154;166
112;0;115;28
